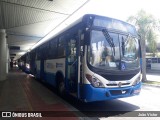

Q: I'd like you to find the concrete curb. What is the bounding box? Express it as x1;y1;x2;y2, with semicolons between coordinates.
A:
142;83;160;88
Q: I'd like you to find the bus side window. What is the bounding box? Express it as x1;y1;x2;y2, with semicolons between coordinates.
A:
57;36;66;57
37;48;41;60
49;39;57;59
68;34;77;62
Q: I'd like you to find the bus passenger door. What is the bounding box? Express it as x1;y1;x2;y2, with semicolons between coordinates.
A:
66;36;78;97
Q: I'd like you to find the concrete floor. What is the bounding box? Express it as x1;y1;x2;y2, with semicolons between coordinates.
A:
146;69;160;82
0;68;81;120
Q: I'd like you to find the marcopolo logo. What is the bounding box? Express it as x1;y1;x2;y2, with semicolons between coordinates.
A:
118;82;122;87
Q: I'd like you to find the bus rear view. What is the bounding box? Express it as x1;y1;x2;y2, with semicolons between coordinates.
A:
81;15;142;102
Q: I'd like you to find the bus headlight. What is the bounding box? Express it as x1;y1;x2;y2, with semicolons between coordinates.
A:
85;74;104;88
132;74;142;86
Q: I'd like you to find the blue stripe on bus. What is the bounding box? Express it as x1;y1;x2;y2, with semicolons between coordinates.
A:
44;72;56;87
24;68;30;74
36;70;40;79
81;83;141;102
36;70;56;86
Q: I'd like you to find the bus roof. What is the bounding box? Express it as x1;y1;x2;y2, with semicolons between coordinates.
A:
32;14;138;51
85;14;137;36
48;14;137;40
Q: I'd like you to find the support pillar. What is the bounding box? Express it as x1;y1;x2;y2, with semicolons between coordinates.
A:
6;44;10;73
0;29;7;81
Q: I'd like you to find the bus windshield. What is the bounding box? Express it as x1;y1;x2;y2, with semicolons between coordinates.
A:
88;30;140;71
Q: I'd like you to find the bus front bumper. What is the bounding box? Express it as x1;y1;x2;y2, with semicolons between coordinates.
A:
81;82;141;102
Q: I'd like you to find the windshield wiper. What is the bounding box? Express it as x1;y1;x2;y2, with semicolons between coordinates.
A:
122;36;125;56
122;34;130;56
102;29;115;56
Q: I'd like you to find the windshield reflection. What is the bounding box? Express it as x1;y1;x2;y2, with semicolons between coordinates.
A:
88;30;140;71
120;35;140;68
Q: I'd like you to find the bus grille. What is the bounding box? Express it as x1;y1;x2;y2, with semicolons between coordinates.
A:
99;73;138;81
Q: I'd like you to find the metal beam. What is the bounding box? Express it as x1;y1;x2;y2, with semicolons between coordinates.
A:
1;1;70;15
31;0;90;50
7;32;43;39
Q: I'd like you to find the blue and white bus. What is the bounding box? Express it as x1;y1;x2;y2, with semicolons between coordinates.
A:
21;14;142;102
